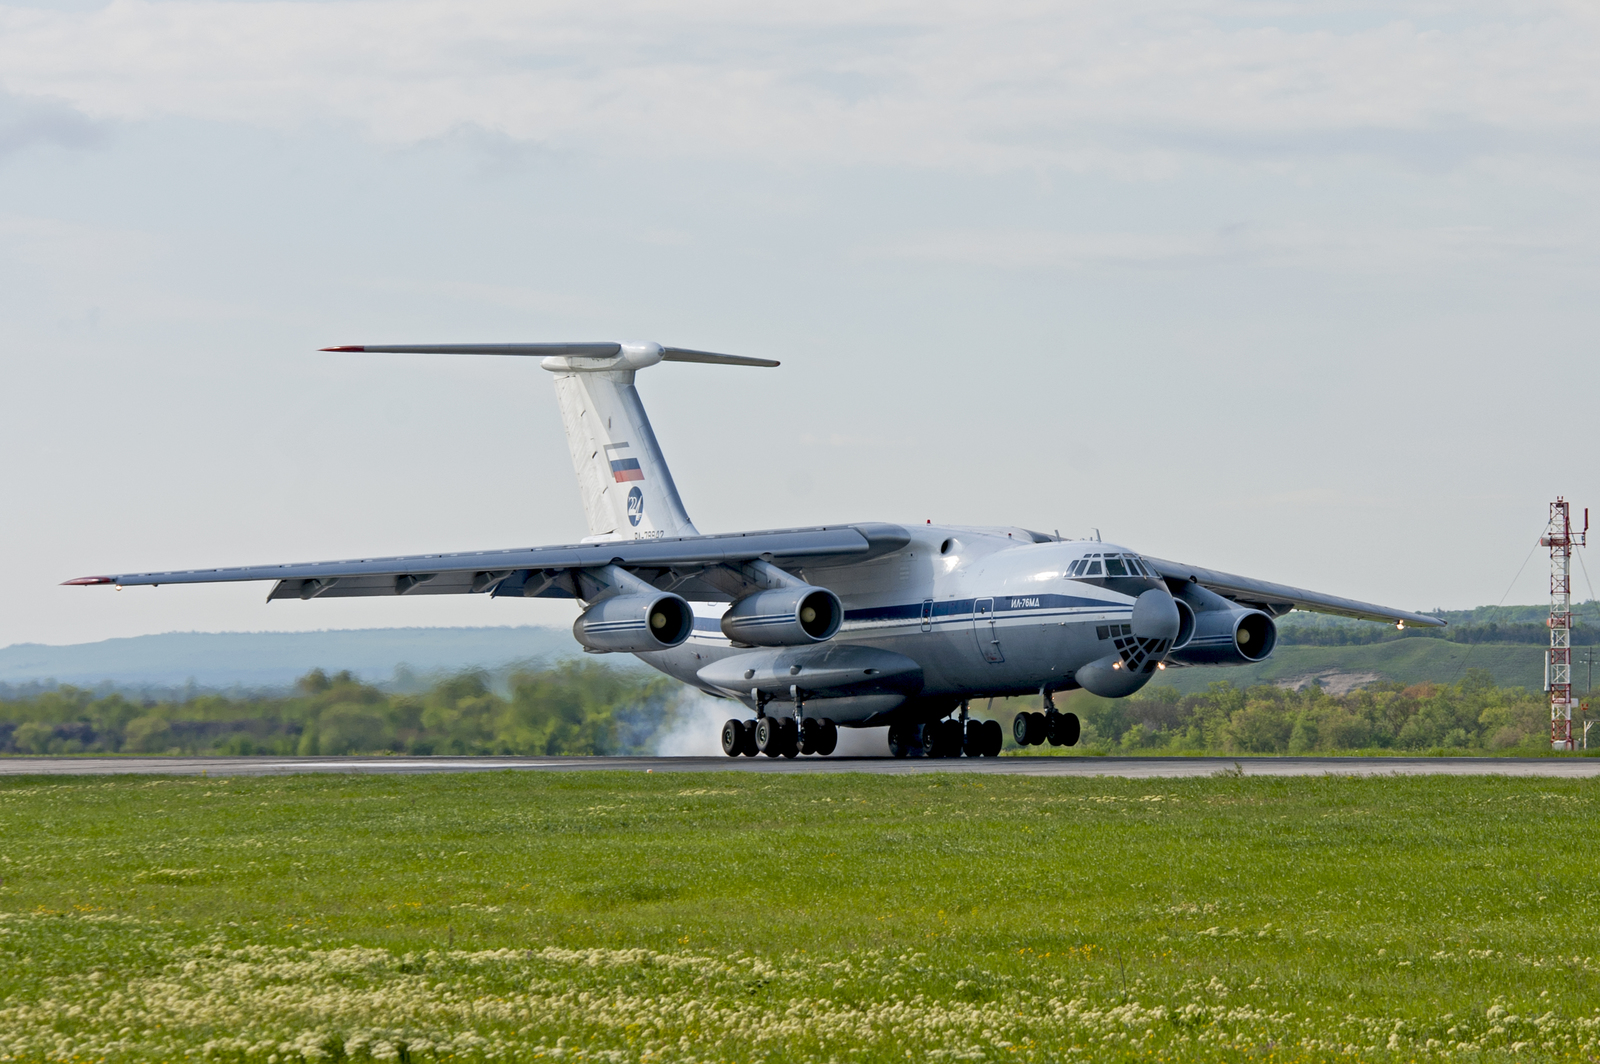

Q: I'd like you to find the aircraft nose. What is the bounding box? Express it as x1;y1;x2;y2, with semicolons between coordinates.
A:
1130;587;1180;643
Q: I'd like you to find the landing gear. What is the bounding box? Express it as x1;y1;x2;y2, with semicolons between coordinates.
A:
965;718;1003;758
755;716;785;757
1013;711;1047;746
721;719;745;757
921;718;964;758
800;717;823;755
1049;712;1081;747
893;702;1005;758
741;714;835;757
816;719;839;756
776;717;798;758
887;721;919;758
1012;690;1080;749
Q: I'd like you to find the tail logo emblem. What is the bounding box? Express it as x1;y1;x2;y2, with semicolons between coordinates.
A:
627;487;645;527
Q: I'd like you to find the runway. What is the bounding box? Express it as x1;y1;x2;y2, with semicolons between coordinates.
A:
1;755;1598;778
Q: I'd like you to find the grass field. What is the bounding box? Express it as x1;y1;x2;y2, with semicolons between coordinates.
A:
3;771;1600;1062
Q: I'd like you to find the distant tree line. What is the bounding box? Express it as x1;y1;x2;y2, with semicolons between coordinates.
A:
1274;621;1597;646
0;664;1579;758
1058;670;1567;754
0;662;683;756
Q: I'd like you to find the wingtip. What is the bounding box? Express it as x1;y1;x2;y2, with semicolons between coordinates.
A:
62;576;115;586
320;345;366;352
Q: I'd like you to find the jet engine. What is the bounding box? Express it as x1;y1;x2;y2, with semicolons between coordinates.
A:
1075;587;1181;698
573;592;694;653
720;585;842;647
1168;607;1276;665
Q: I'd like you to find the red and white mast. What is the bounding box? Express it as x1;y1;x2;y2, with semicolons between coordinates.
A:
1542;498;1587;751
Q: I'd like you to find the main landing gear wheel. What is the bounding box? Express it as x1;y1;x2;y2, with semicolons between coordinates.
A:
816;719;838;756
739;719;759;756
755;716;782;757
887;721;918;758
1013;711;1047;747
983;718;1004;756
942;719;964;757
963;719;1002;757
799;717;822;755
720;719;744;757
1051;712;1081;747
962;719;984;758
779;717;800;758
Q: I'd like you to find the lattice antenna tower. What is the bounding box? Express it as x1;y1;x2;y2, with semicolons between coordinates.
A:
1542;498;1588;750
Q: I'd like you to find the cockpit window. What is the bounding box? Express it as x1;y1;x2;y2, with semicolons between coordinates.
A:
1104;558;1127;577
1083;559;1102;576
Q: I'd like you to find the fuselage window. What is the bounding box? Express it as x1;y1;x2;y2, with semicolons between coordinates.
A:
1105;558;1127;577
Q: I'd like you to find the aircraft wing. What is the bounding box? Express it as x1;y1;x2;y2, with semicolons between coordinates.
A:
1143;557;1445;628
64;524;911;602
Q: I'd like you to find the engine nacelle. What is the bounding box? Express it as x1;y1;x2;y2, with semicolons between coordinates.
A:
573;592;693;653
1172;598;1196;650
1168;607;1276;665
721;585;842;647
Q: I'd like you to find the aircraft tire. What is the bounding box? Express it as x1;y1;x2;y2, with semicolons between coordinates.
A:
942;719;964;757
887;722;917;758
983;718;1005;756
1011;713;1030;747
1060;712;1081;747
740;719;759;756
756;716;781;756
780;718;800;758
1024;712;1047;746
720;719;744;757
817;719;838;756
799;717;822;755
961;719;984;758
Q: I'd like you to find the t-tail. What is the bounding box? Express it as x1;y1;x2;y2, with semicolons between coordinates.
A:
322;341;777;542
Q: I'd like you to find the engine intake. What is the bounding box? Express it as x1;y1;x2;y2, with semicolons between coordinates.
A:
1168;607;1276;665
721;586;842;647
573;592;693;653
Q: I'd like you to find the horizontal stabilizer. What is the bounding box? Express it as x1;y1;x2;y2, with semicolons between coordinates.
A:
661;347;779;367
321;342;778;367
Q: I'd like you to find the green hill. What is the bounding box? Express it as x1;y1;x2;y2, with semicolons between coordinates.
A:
1150;641;1565;695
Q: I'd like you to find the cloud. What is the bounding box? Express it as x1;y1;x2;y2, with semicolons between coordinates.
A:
0;86;104;159
0;1;1594;174
866;222;1589;274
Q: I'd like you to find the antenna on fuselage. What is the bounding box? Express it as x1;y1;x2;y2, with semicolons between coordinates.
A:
1093;528;1101;542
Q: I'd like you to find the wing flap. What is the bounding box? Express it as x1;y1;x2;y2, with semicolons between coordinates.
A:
1144;556;1444;628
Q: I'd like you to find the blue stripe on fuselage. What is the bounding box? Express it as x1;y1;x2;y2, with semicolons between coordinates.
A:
844;593;1116;623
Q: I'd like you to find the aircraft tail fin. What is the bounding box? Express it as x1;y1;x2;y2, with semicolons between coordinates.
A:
323;340;777;542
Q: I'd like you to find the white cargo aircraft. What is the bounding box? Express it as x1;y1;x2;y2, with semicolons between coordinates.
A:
69;343;1442;757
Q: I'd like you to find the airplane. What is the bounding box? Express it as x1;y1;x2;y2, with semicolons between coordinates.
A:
67;342;1444;758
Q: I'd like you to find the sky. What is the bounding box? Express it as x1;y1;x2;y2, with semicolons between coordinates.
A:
1;0;1598;648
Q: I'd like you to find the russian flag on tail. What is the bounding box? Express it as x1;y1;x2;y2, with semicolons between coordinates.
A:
610;457;644;482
